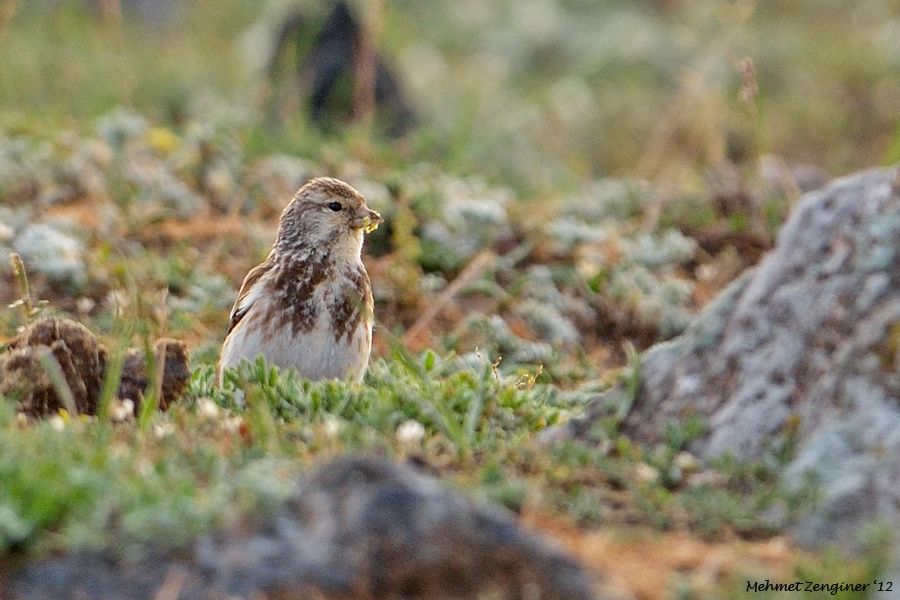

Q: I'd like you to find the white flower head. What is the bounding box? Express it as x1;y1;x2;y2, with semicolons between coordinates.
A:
197;397;220;420
396;419;426;445
153;422;175;439
322;416;343;439
111;399;134;422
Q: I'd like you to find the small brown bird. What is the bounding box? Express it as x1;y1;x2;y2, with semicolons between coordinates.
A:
219;177;382;384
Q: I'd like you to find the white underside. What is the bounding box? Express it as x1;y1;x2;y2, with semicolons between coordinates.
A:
219;308;371;384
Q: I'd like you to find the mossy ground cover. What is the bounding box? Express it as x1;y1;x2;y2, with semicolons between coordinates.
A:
1;1;897;597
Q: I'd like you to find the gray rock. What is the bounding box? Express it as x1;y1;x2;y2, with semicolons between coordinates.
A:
95;109;148;148
620;167;900;549
549;168;900;554
12;223;86;284
7;456;599;600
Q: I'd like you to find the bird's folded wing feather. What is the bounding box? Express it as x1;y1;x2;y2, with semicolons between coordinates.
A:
227;258;275;335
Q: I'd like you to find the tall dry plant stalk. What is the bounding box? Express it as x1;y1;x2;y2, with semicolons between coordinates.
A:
9;252;32;325
635;0;759;188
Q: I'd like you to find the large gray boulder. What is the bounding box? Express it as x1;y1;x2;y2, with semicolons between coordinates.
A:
621;167;900;547
7;456;599;600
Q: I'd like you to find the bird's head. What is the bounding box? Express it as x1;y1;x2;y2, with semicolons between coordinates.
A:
275;177;383;258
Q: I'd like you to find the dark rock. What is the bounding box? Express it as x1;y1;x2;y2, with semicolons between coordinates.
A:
0;317;190;417
7;456;600;600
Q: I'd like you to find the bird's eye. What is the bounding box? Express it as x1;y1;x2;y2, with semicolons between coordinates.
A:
328;202;343;212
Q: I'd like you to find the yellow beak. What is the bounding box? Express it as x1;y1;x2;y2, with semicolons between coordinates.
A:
351;208;383;233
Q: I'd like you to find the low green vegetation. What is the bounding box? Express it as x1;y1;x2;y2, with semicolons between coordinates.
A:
0;352;789;551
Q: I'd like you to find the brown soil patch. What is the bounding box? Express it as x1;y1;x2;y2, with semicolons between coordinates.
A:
526;513;798;600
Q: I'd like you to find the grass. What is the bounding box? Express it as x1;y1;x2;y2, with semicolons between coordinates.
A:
0;350;781;548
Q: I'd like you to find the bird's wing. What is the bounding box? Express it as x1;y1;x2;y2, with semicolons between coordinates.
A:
227;257;275;335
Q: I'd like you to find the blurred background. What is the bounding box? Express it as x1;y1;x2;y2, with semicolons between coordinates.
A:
2;0;899;192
